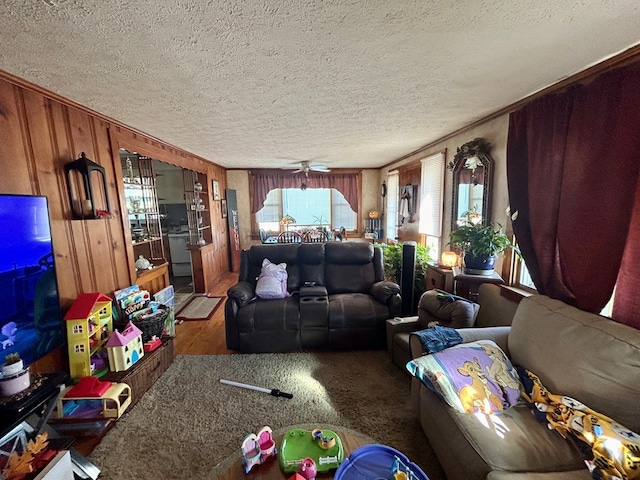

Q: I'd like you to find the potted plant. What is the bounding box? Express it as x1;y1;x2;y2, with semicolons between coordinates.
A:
375;242;433;295
2;353;23;377
1;352;30;396
449;211;517;275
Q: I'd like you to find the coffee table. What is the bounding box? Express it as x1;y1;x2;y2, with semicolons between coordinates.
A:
209;424;375;480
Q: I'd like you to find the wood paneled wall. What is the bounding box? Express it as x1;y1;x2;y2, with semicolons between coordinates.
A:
0;73;228;372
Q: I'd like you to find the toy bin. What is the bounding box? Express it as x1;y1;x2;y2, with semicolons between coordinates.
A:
334;444;430;480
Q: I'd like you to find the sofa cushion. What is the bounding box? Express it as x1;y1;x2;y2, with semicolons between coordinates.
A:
419;387;588;480
246;244;301;291
417;290;479;329
325;243;377;294
328;292;390;329
508;295;640;432
299;243;326;286
407;340;521;414
235;297;300;333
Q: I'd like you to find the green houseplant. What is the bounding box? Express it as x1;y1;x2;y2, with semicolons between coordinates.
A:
449;212;517;275
374;242;433;295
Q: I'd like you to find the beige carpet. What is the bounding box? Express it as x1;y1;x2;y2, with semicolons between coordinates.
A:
88;352;445;480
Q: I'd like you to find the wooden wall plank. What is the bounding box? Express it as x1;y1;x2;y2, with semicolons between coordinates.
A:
0;79;32;192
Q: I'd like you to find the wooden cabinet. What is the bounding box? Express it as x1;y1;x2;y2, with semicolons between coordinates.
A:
183;170;211;247
453;267;504;302
120;152;166;269
425;264;454;293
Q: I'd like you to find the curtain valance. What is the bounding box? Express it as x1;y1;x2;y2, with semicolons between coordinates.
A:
250;170;359;215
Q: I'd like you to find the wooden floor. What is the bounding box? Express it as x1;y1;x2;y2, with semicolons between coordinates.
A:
173;270;238;356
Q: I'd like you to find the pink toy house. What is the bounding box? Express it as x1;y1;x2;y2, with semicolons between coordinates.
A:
105;322;144;372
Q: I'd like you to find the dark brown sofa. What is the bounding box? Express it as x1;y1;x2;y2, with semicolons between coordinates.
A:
225;242;402;352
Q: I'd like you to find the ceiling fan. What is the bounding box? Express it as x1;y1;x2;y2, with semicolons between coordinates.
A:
289;160;332;178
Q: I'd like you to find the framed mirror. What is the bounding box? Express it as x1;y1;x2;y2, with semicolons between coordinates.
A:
449;137;493;228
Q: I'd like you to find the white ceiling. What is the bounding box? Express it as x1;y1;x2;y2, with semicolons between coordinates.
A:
1;1;639;170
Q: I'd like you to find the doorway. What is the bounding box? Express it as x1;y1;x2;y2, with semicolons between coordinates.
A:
152;160;194;306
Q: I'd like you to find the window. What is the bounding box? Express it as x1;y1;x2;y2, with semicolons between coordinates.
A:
74;344;85;354
419;152;445;260
514;256;536;291
256;188;356;232
72;324;83;335
386;172;399;242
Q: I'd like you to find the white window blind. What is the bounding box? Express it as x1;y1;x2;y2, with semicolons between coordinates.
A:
386;171;399;242
418;152;445;237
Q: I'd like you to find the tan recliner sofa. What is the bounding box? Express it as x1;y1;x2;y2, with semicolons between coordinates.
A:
410;294;640;480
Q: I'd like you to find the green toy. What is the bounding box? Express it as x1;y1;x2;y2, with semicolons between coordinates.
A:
279;428;344;473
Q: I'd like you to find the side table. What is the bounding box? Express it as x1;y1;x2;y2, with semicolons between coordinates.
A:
425;264;454;293
452;267;504;302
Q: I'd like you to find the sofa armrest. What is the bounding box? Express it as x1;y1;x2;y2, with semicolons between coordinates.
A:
409;325;511;359
370;280;401;304
386;316;420;355
227;281;255;308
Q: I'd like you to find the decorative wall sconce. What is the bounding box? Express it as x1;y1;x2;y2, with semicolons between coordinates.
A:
64;152;111;219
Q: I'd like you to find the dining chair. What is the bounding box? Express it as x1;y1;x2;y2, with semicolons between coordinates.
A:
277;231;303;243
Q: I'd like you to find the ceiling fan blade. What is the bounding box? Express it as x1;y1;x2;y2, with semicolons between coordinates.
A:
310;165;331;172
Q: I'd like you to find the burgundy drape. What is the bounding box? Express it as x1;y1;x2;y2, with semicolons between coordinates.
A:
612;177;640;328
507;61;640;315
250;170;359;214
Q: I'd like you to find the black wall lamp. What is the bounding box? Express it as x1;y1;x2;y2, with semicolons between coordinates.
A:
64;152;111;219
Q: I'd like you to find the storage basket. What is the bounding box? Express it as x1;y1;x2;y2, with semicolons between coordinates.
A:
134;306;169;342
116;305;169;342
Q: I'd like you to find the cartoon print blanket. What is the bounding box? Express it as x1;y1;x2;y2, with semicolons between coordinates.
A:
518;368;640;479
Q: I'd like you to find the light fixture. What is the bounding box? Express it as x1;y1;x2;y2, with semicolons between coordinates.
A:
440;251;458;268
64;152;111;219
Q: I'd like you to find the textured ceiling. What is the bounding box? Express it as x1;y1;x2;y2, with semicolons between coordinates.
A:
1;1;639;170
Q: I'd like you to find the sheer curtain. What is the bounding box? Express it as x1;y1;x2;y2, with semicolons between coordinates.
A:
506;61;640;320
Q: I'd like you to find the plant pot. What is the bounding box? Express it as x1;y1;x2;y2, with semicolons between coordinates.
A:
0;368;30;396
463;253;497;276
2;359;24;377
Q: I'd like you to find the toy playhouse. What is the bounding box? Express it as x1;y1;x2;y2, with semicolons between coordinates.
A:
105;321;144;372
64;292;113;379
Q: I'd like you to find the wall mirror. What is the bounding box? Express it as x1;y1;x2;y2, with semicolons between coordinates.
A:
449;137;493;227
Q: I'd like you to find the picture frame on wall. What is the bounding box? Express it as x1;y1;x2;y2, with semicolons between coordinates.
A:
221;199;227;218
212;180;220;200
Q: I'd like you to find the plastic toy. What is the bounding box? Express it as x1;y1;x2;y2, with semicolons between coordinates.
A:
298;457;317;480
334;445;429;480
279;428;344;473
220;378;293;398
311;429;336;449
241;425;276;473
56;380;132;420
105;321;145;372
64;292;114;379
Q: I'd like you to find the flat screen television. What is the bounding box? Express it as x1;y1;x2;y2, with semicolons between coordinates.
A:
0;194;65;366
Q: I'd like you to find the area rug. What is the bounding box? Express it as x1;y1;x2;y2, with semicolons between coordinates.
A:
88;352;445;480
175;295;223;321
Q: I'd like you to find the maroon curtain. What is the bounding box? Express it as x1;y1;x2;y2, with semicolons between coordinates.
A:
612;176;640;328
250;170;359;214
507;61;640;314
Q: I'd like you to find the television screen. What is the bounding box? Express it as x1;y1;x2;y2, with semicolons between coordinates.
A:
0;195;65;366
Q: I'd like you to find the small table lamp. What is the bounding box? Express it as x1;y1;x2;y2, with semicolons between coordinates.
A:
440;251;458;269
